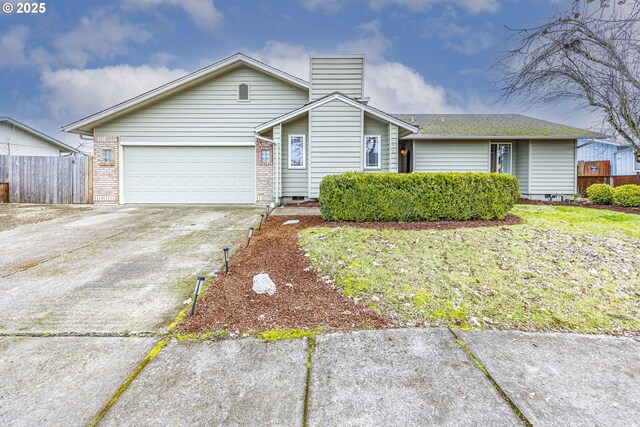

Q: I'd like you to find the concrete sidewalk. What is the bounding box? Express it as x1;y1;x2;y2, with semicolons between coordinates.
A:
93;328;639;426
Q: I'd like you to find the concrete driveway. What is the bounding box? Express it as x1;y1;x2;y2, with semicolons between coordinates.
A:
0;203;260;426
0;204;261;333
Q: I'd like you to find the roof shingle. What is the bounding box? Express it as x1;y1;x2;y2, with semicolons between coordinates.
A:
392;114;604;139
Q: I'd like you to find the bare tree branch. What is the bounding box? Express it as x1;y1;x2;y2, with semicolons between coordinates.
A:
495;0;640;154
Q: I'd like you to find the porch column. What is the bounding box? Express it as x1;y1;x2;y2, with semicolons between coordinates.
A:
389;124;399;172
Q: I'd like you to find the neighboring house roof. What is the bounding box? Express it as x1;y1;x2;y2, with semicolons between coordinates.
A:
255;92;419;133
0;117;79;153
60;53;310;135
394;114;605;140
577;138;635;149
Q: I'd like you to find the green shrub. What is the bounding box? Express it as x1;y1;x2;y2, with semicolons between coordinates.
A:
319;172;520;222
613;184;640;207
586;183;614;205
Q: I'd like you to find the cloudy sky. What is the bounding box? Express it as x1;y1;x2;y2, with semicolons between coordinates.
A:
0;0;591;150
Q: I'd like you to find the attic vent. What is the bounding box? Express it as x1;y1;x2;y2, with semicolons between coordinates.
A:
238;83;249;101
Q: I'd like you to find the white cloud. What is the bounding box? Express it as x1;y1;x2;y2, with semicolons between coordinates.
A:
53;10;151;68
425;20;495;54
0;26;30;69
122;0;221;30
248;41;311;80
366;62;461;113
300;0;346;13
369;0;500;14
250;32;464;114
150;51;178;66
41;65;187;118
338;20;390;62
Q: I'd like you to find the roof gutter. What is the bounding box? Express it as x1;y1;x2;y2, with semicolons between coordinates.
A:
403;134;602;140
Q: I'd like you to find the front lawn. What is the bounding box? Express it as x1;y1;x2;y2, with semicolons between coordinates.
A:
300;205;640;335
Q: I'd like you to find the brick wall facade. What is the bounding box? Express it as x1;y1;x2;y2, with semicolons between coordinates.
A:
93;136;120;205
255;138;275;205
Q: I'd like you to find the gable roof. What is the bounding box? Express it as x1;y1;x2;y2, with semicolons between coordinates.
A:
255;92;419;133
1;117;79;153
394;114;605;140
61;53;310;135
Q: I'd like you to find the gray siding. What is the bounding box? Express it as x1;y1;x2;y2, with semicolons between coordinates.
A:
363;116;389;172
530;139;577;195
281;116;309;197
413;140;490;172
514;140;530;194
95;65;308;144
0;122;66;156
310;56;364;101
309;98;362;198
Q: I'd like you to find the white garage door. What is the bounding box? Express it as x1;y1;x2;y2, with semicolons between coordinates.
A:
123;146;255;204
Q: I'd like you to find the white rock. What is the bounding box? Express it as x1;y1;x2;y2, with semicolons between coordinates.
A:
282;219;300;225
252;273;276;295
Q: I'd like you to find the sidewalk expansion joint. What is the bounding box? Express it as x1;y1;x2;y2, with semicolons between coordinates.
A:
302;335;314;427
87;337;171;427
0;331;161;338
448;328;533;427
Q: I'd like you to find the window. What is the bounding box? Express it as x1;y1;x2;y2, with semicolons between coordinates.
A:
364;135;381;169
490;143;512;174
238;83;249;101
289;135;305;168
102;149;113;164
260;149;271;164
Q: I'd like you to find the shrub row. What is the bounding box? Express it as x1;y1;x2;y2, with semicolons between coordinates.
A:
319;172;520;222
586;183;640;207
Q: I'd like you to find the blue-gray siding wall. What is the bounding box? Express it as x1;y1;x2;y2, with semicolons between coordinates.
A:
577;141;638;175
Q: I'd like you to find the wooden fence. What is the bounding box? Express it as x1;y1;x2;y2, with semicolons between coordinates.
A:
577;175;640;195
0;155;93;204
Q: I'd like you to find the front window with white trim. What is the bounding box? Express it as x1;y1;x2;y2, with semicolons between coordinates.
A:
490;143;512;174
289;135;305;168
364;135;381;169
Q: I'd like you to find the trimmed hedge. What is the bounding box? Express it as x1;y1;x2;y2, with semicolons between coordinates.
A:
613;184;640;207
319;172;520;222
586;183;614;205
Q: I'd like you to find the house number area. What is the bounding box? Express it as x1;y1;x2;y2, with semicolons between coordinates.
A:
3;2;46;14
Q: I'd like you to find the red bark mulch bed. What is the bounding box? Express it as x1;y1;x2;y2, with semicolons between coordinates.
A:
178;213;522;334
285;200;320;207
328;214;521;230
518;198;640;215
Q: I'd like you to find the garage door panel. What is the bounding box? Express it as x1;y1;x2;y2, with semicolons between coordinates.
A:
123;146;255;204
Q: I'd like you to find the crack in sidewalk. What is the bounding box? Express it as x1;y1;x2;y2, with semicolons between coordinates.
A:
449;328;533;427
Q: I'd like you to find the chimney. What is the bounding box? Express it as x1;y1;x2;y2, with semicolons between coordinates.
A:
309;55;365;102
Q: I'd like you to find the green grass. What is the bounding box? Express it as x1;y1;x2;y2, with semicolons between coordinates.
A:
300;205;640;335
